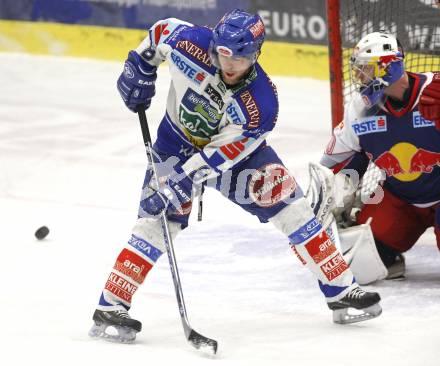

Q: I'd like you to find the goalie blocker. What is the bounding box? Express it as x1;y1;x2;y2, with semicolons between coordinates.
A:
306;163;390;285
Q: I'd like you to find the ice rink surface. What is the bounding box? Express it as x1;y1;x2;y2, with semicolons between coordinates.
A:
1;53;439;366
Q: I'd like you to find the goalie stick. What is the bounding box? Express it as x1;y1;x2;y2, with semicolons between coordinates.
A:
137;107;218;354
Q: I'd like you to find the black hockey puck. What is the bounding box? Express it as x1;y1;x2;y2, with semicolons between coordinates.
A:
35;226;50;240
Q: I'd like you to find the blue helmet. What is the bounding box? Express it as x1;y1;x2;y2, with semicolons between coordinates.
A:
209;9;266;66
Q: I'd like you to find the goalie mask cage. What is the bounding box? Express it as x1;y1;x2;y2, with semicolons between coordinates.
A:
326;0;440;198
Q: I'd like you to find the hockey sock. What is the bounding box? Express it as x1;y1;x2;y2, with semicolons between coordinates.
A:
98;234;163;310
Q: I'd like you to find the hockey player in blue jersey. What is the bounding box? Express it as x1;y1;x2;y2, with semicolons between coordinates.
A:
89;10;381;343
321;31;440;281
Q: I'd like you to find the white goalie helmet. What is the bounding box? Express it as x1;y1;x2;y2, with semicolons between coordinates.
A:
350;31;404;89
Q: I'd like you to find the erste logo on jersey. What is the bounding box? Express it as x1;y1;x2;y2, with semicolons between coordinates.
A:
226;100;247;125
352;116;387;135
413;111;435;128
170;51;207;85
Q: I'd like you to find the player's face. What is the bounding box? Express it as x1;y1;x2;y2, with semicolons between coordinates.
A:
352;64;376;86
218;54;252;85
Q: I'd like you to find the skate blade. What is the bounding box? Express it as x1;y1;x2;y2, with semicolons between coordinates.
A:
89;323;138;343
386;274;406;281
333;303;382;324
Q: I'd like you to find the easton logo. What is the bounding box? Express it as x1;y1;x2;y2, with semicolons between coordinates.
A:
204;84;224;110
239;90;260;128
123;63;134;79
176;40;212;67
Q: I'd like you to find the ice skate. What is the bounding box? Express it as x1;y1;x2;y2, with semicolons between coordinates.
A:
89;307;142;343
328;286;382;324
385;253;406;280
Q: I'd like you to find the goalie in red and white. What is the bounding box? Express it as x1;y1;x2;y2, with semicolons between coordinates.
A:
318;31;440;284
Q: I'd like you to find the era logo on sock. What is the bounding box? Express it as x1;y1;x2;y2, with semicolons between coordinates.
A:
114;249;152;284
305;232;336;264
320;254;349;281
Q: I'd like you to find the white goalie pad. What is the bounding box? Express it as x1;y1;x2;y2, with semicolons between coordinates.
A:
306;163;387;285
306;163;359;229
337;219;388;285
305;163;336;230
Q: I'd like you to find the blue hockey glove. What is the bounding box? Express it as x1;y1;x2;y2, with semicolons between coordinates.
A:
117;50;157;112
141;166;194;216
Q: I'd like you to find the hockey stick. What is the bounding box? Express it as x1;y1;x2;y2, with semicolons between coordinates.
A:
197;184;204;221
137;107;218;355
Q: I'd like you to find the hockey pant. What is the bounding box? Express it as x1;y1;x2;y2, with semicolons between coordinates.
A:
97;145;356;311
357;186;440;252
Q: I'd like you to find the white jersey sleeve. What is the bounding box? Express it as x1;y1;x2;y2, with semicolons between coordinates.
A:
321;93;366;169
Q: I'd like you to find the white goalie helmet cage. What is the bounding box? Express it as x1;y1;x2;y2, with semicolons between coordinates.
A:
350;31;404;89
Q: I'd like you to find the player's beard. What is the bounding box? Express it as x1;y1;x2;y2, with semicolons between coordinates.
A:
221;68;250;86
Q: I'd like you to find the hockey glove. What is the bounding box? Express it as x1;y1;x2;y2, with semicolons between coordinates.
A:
419;73;440;130
141;165;194;216
117;50;157;112
361;56;404;108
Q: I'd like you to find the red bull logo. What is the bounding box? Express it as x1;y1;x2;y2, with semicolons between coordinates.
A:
374;142;440;181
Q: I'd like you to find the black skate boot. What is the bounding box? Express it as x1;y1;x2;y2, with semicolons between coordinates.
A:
89;308;142;343
328;286;382;324
385;253;406;280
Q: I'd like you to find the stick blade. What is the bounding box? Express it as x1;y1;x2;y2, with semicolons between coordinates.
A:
187;329;218;354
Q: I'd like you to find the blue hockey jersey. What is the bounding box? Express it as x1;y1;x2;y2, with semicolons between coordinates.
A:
134;18;278;180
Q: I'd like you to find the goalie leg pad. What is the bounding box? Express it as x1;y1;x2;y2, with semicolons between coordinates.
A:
338;222;388;285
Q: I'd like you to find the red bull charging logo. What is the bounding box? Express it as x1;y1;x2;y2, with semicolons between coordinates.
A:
374;142;440;182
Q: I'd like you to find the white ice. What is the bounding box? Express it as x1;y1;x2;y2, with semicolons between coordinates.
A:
0;53;439;366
